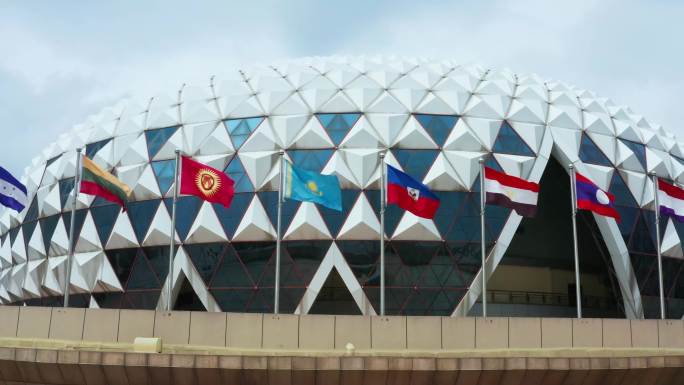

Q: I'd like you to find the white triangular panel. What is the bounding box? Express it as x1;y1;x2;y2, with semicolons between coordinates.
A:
321;151;359;189
185;202;228;243
549;126;582;163
392;212;441;240
365;113;409;147
11;231;26;264
339;149;381;189
619;169;647;207
48;217;70;257
185;122;218;155
423;152;467;191
142;204;180;246
587;133;617;164
239;119;279;152
130;164;162;200
232;196;277;241
616;140;645;172
393;116;438;149
582;164;614;191
509;121;545;154
284;202;332;240
118;133;149;166
464;94;508;119
75;213;101;253
106;209;139;249
493;154;536;179
26;225;46;261
270;115;309;148
337;193;381;240
291;117;335;149
339;116;383;149
443;119;485;152
463;117;501;151
662;219;683;259
197;122;235;156
238;151;278;191
506;99;546;124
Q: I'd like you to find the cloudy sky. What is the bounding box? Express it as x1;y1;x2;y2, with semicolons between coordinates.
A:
0;0;682;177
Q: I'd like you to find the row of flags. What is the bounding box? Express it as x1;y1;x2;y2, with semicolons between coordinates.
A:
1;151;683;318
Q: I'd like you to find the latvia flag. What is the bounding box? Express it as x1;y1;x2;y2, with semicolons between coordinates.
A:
484;167;539;217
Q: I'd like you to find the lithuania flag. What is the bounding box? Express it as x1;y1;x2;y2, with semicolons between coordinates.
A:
80;155;131;208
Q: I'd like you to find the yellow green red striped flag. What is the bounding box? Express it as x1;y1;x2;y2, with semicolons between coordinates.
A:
80;155;131;208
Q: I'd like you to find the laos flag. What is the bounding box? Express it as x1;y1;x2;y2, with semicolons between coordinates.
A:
386;164;440;219
575;172;620;221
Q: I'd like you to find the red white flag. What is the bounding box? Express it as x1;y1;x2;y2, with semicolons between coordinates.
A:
180;156;234;207
484;167;539;217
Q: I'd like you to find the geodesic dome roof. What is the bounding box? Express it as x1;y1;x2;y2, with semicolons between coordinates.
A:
0;56;681;315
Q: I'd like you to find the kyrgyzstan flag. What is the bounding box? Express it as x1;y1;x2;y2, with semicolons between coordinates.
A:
386;164;440;219
180;156;234;207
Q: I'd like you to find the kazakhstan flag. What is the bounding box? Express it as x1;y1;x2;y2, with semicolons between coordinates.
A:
284;161;342;211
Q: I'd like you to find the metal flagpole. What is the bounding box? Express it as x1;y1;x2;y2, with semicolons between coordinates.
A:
274;150;285;314
479;158;487;318
167;150;181;312
569;164;582;319
64;148;82;308
652;172;666;319
379;152;386;316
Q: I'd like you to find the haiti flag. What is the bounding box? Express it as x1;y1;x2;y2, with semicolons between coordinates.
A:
386;164;440;219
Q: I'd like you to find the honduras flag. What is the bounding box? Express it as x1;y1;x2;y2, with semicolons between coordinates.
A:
284;161;342;211
0;166;27;212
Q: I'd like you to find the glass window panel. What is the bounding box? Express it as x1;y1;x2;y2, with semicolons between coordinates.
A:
151;159;176;195
245;288;274;313
579;134;612;166
210;244;254;288
90;204;121;245
123;291;161;310
223;157;253;193
8;226;20;245
319;190;361;237
59;178;75;210
213;193;252;238
142;246;170;284
21;220;38;249
287;149;334;172
211;289;252;312
366;190;403;236
284;240;330;285
337;240;379;283
618;138;647;170
144;126;178;159
126;199;161;242
184;243;226;285
628;211;656;255
258;191;299;232
232;242;275;286
224;117;265;149
414;114;458;147
38;215;60;254
61;209;88;241
609;172;638;207
45;155;61;168
85;138;111;159
391;149;439;180
163;196;202;240
492;121;534;156
24;197;39;222
125;252;160;289
316;113;362;145
93;292;123;309
105;248;138;288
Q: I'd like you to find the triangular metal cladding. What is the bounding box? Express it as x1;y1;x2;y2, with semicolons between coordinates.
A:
284;202;332;240
185;202;229;243
337;192;382;240
232;195;277;241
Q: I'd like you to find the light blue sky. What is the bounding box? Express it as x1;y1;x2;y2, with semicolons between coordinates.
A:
1;0;682;177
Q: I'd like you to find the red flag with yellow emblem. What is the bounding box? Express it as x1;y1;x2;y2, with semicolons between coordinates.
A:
180;156;234;207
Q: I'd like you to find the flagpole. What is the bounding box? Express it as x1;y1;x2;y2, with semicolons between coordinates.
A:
379;152;386;316
166;150;181;312
274;150;285;315
479;158;487;318
64;148;82;308
569;164;582;319
651;172;666;319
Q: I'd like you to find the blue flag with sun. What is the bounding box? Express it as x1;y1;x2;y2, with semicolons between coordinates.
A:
283;161;342;211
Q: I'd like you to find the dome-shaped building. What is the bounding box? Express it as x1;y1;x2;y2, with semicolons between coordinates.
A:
2;56;683;319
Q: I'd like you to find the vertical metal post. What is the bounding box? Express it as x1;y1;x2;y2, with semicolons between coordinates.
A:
569;164;582;319
479;158;487;318
274;150;285;314
167;150;181;312
64;148;82;307
379;152;386;316
652;173;666;319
